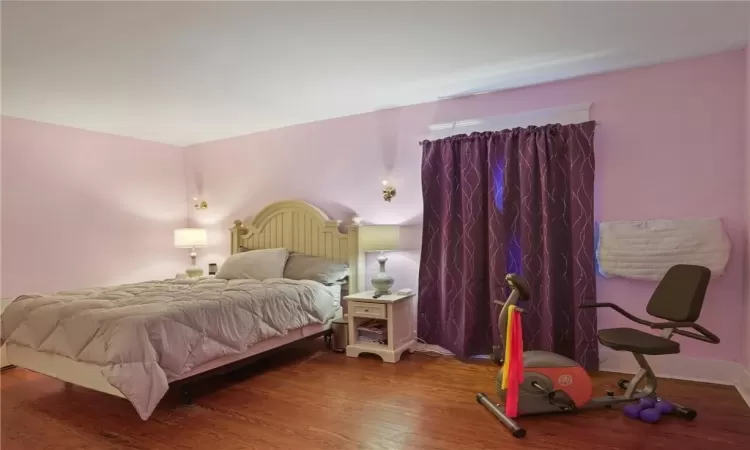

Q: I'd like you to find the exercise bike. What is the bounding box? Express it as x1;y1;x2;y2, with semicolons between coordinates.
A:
477;265;720;438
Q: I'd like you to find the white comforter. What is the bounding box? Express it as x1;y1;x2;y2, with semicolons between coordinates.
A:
0;277;338;420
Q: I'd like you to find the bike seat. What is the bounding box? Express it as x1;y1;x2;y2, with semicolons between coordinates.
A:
504;274;531;300
597;328;680;355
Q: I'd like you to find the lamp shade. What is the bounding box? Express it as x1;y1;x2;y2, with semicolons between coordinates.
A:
174;228;207;248
358;225;400;252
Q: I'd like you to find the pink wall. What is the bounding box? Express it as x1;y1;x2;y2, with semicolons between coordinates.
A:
185;50;746;362
1;117;188;298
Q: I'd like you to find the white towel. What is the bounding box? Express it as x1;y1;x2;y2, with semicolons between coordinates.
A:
596;218;730;281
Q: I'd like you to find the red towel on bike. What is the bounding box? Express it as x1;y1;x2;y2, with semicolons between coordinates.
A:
505;309;524;418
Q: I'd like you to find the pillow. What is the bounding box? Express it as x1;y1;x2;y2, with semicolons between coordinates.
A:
283;253;349;285
215;248;289;280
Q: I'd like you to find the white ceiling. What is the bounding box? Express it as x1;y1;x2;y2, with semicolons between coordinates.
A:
2;1;748;146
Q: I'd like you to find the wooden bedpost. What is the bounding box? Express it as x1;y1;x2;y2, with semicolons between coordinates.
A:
230;219;249;255
347;224;362;294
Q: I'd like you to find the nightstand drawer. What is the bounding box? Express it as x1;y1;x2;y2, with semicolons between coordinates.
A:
349;301;386;318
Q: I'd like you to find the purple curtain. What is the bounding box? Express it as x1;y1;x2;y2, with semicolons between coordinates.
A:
417;121;598;370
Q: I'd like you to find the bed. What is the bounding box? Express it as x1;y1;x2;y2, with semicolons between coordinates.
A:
0;200;360;419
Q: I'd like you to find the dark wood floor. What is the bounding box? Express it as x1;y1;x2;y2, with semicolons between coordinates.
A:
2;340;749;450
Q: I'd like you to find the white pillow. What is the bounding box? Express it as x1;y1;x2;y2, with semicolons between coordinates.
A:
215;248;289;280
283;253;349;284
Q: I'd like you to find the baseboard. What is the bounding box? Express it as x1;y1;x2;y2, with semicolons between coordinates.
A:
599;348;750;408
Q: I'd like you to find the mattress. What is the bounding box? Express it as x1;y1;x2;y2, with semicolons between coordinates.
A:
1;277;340;419
5;317;339;398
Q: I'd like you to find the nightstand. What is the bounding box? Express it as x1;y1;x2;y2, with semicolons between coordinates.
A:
343;291;416;363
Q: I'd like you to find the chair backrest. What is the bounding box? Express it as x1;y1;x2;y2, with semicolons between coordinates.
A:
646;264;711;322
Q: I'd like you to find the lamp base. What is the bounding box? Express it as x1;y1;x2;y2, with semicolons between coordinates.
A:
371;254;394;295
186;266;204;278
373;286;393;296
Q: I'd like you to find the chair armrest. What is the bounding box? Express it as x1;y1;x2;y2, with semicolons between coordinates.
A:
579;303;655;327
650;322;720;344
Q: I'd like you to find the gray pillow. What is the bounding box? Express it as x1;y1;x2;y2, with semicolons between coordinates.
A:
283;253;349;284
216;248;289;280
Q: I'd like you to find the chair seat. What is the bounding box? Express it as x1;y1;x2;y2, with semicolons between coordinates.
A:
598;328;680;355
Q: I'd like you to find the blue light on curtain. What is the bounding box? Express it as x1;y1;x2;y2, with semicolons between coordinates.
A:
493;163;504;213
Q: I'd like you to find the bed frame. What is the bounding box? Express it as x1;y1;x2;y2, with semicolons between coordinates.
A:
4;200;360;407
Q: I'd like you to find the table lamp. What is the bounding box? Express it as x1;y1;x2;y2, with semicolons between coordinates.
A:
357;225;400;295
174;228;207;277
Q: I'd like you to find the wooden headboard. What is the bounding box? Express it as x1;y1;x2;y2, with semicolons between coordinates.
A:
230;200;361;291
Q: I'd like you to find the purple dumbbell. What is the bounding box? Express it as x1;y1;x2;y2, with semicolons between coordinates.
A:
655;400;675;414
623;397;656;419
639;407;662;423
639;400;676;424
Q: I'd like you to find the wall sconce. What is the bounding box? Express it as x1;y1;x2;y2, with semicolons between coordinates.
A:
193;197;208;210
381;180;396;202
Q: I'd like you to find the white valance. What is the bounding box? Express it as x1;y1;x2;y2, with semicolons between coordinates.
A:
426;103;591;139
